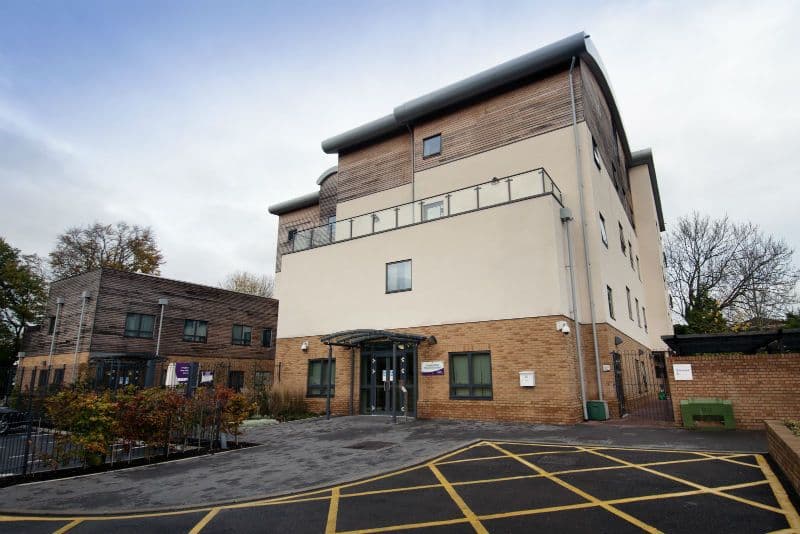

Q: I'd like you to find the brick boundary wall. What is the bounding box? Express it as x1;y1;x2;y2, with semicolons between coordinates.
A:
766;420;800;497
666;353;800;430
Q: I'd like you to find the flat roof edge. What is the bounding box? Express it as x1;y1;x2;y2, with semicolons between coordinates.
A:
629;148;665;231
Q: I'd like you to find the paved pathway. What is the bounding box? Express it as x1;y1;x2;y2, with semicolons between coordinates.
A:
0;417;767;515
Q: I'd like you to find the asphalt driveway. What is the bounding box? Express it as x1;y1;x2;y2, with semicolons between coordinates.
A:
2;439;798;533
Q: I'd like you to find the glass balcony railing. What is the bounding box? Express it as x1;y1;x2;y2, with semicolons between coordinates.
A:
287;167;562;253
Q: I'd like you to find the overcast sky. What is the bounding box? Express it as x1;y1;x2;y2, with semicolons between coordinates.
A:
1;0;798;286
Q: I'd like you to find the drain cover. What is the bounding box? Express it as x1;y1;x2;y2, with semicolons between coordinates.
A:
345;441;395;450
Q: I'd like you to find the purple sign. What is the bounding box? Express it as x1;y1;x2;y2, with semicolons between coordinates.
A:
175;362;191;383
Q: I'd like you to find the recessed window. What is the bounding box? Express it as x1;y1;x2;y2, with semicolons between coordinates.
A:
619;223;626;255
450;352;492;399
607;286;615;319
261;328;273;348
307;358;335;397
629;242;634;269
53;368;65;386
599;213;608;247
47;316;56;335
422;134;442;158
232;324;252;345
643;308;648;332
386;259;412;293
636;256;641;281
124;313;156;338
635;298;641;327
626;287;633;320
228;370;245;392
37;369;50;388
422;200;444;222
592;137;601;169
183;319;208;343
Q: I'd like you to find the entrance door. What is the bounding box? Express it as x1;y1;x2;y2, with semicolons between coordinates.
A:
359;343;416;416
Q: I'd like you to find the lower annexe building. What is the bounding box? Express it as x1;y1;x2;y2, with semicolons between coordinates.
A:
268;33;673;424
18;268;278;393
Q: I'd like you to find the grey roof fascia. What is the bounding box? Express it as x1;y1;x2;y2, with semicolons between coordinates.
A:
316;166;338;185
267;191;320;215
629;148;665;231
321;114;403;154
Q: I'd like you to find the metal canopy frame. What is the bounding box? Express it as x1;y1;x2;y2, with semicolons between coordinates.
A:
319;329;429;422
662;328;800;356
320;329;429;348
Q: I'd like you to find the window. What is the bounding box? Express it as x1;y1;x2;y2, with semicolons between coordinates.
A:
386;259;412;293
124;313;156;338
619;223;626;255
53;368;65;386
422;134;441;158
599;213;608;247
643;307;648;332
287;228;297;243
183;319;208;343
422;200;444;222
607;286;615;319
592;137;601;169
254;371;273;390
228;370;245;392
636;256;641;281
232;324;252;345
307;359;335;397
47;316;56;335
626;287;633;320
450;352;492;399
635;298;641;327
37;369;50;388
261;328;273;348
629;243;634;269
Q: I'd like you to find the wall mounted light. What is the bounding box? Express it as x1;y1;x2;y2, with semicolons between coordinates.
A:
301;341;309;352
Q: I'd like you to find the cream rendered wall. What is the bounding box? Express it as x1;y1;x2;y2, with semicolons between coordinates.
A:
629;164;673;348
276;197;569;339
336;183;413;221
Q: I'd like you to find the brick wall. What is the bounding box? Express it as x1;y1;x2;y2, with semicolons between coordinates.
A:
275;315;586;424
666;353;800;430
766;420;800;496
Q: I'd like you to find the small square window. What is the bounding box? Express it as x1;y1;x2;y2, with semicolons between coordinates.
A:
450;352;492;399
422;134;441;158
124;313;156;338
183;319;208;343
422;200;444;222
232;324;252;345
599;213;608;247
386;260;412;293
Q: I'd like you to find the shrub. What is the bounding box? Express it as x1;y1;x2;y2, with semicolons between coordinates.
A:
44;389;117;467
787;420;800;437
264;387;309;421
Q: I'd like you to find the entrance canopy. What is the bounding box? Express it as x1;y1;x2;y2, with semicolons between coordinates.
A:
320;329;429;347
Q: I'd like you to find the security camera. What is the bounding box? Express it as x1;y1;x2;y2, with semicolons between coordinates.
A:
555;320;570;335
301;341;309;352
561;324;571;335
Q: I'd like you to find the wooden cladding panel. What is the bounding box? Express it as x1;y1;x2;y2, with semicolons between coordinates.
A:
414;70;583;171
337;133;412;203
579;61;634;224
275;204;321;272
319;172;338;221
91;269;278;359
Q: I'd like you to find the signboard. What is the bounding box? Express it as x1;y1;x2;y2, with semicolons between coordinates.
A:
421;361;445;376
200;370;214;384
519;371;536;387
175;362;191;383
673;363;693;381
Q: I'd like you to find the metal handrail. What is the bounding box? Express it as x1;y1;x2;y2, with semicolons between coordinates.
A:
288;167;562;253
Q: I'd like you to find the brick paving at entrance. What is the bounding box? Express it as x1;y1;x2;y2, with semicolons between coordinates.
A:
2;440;798;533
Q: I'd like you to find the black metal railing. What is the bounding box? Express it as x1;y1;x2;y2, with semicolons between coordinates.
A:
285;167;562;254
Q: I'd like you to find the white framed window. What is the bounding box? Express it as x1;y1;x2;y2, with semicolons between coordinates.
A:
386;259;412;293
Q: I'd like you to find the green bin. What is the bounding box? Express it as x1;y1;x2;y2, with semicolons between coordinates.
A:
680;398;735;430
586;400;609;421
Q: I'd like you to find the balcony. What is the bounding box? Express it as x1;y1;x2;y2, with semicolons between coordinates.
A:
285;167;562;254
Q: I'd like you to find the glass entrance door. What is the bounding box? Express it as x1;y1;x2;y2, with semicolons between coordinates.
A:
359;343;416;416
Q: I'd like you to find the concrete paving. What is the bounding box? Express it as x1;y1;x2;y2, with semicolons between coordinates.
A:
0;416;767;515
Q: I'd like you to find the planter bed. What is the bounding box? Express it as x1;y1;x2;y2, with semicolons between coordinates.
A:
766;420;800;497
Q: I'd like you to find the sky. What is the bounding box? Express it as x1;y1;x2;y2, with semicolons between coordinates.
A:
1;0;799;286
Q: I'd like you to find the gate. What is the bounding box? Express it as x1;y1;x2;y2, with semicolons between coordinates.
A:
612;350;673;422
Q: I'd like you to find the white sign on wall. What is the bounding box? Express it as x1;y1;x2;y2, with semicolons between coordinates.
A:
421;361;445;376
673;363;694;381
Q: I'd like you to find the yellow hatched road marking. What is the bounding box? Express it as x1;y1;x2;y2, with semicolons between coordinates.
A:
486;442;662;533
428;463;488;534
694;451;761;469
582;447;785;515
339;517;471;534
188;507;220;534
436;448;581;465
52;519;83;533
325;487;340;534
756;454;800;529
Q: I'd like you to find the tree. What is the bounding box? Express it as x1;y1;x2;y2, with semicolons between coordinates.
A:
0;237;47;367
220;271;274;297
675;288;728;334
49;222;164;279
785;310;800;329
665;212;799;331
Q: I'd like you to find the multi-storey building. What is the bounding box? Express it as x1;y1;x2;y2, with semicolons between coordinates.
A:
268;32;672;423
19;268;278;392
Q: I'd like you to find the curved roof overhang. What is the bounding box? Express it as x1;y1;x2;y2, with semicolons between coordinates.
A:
316;166;338;186
268;191;320;215
320;329;430;347
320;32;633;162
